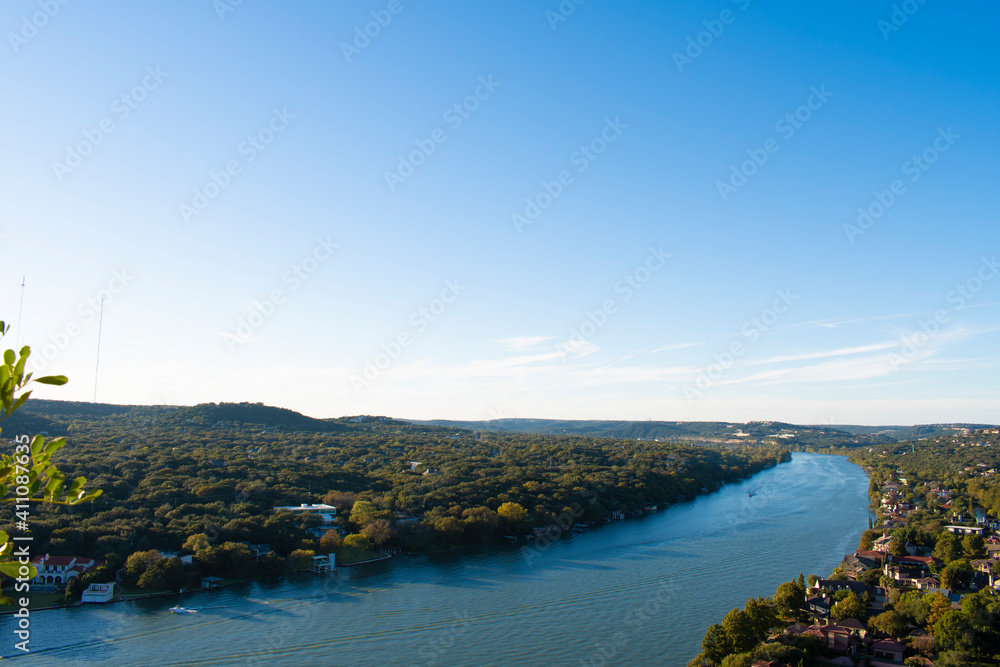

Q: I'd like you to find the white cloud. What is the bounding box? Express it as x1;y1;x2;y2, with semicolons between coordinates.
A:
754;342;897;365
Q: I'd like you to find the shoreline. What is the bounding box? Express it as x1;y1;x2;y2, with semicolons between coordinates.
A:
0;552;398;616
2;456;789;617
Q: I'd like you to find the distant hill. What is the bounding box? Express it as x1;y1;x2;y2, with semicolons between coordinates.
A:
6;400;993;450
2;399;342;434
413;418;998;449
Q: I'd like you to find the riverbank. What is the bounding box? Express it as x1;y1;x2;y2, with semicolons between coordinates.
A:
1;550;400;616
6;453;871;666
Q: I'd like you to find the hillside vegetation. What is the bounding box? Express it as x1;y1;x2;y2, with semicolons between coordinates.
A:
0;400;789;562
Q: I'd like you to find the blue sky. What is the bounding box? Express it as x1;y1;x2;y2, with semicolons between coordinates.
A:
1;0;997;425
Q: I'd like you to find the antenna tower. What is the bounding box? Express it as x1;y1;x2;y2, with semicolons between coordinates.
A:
93;296;105;402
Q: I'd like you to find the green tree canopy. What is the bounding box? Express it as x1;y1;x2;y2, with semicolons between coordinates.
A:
962;534;986;559
831;591;865;622
868;610;908;639
496;502;530;527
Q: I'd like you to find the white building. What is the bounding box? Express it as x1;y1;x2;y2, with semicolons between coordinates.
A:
82;583;115;603
277;503;338;537
30;555;97;590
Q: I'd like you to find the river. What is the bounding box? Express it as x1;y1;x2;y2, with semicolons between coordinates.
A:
9;453;871;666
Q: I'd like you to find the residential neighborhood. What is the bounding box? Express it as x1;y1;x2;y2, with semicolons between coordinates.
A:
691;429;1000;667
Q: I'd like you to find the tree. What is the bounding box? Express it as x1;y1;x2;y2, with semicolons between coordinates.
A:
218;541;254;577
868;610;907;639
319;529;342;554
806;574;819;588
182;533;211;553
831;591;865;621
962;534;986;559
125;550;163;583
431;516;465;541
360;519;393;546
926;592;953;626
719;653;753;667
287;549;315;570
721;608;761;655
743;597;779;638
137;557;184;591
0;321;101;602
496;502;530;528
349;500;392;528
935;609;975;654
888;535;909;558
774;581;805;617
700;623;733;664
858;568;883;586
462;506;500;539
343;534;373;551
263;512;306;555
934;533;963;564
859;529;878;551
940;560;974;591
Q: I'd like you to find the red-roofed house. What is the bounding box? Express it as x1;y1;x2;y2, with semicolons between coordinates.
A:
30;554;97;590
871;639;906;665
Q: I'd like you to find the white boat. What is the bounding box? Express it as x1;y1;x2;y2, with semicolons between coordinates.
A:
169;605;197;614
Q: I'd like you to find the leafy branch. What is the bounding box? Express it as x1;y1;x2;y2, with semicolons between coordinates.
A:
0;320;102;602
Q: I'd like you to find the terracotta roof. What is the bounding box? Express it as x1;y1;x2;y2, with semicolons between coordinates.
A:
36;555;77;566
896;555;935;566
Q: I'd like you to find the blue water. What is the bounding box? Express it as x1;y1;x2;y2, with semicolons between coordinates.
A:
8;453;871;666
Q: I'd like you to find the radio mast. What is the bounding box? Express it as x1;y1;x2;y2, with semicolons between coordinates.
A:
93;296;105;402
16;276;25;349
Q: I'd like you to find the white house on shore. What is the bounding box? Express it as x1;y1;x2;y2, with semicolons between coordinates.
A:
30;555;98;590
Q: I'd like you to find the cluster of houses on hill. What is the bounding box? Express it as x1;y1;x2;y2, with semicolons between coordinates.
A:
775;577;911;667
764;474;1000;667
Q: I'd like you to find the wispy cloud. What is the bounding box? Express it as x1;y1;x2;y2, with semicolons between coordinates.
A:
754;342;897;365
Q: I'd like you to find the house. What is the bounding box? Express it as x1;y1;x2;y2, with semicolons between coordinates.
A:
276;503;338;537
783;622;811;636
891;555;936;571
806;596;832;619
970;559;994;575
915;576;944;593
945;525;984;535
854;550;885;568
817;579;885;605
803;623;860;657
835;618;867;639
841;555;869;579
81;582;115;603
872;535;895;552
871;639;906;665
30;554;97;590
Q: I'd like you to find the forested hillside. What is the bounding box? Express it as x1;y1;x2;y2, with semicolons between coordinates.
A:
0;400;789;562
